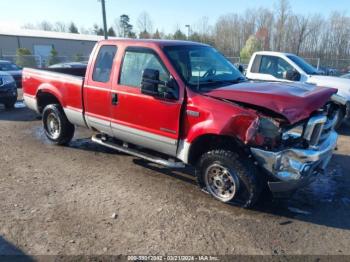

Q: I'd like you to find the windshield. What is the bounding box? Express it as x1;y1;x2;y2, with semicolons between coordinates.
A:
163;45;245;91
0;62;20;71
287;55;318;75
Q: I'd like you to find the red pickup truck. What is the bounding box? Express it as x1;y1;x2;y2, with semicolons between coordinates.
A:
23;39;339;207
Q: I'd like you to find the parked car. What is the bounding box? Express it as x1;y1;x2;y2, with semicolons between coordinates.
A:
0;60;23;88
23;40;339;207
341;73;350;79
245;51;350;128
317;66;339;76
0;72;17;109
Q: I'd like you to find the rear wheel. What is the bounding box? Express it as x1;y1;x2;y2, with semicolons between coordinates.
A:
196;149;262;208
42;104;75;145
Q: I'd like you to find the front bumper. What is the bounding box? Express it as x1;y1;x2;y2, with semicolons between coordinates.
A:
0;83;17;104
251;131;338;194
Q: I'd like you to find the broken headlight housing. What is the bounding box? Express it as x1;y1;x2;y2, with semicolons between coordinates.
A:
282;124;304;141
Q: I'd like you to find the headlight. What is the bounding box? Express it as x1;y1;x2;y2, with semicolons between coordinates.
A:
0;75;15;86
282;124;304;141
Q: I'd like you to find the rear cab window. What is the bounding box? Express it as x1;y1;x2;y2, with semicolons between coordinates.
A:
92;45;117;83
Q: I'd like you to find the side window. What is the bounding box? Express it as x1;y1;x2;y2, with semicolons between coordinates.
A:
251;55;262;73
120;50;169;87
259;56;294;79
92;45;117;83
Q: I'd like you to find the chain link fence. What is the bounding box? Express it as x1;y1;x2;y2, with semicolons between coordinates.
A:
0;55;90;68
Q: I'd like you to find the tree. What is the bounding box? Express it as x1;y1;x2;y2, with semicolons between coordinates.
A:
119;14;135;38
93;24;104;36
69;22;79;34
173;29;187;40
189;32;202;42
108;27;116;37
240;35;263;61
152;29;161;39
15;48;37;68
38;21;53;31
274;0;291;51
214;14;242;56
48;47;60;66
53;22;67;32
137;11;153;35
139;30;151;39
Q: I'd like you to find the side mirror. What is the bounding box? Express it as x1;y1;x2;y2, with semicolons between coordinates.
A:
285;69;301;81
141;68;179;100
141;68;161;96
236;64;244;74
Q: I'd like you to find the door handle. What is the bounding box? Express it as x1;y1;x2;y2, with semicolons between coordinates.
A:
112;93;118;105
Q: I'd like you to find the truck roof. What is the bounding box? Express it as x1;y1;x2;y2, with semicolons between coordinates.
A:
253;51;295;57
97;39;209;48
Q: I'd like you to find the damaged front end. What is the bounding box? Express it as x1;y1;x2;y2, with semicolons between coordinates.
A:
246;105;339;195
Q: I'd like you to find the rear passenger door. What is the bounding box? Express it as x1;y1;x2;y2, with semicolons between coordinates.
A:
84;45;117;135
110;47;183;157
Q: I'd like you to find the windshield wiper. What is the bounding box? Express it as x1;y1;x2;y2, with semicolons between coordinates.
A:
194;77;247;91
198;77;247;86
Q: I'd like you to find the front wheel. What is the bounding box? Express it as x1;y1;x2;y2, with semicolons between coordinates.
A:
196;150;262;208
335;109;345;130
42;104;75;145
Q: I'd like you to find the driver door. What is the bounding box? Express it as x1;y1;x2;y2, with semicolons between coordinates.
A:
110;47;183;156
250;55;295;82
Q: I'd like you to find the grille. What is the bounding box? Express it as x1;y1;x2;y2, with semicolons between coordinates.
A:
303;113;337;148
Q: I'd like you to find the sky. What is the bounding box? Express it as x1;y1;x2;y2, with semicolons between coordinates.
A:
0;0;349;34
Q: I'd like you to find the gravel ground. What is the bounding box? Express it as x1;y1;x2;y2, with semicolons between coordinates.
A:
0;95;350;258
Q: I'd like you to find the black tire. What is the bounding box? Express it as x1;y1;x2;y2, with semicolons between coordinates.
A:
196;150;262;208
5;102;15;109
335;109;345;130
42;104;75;145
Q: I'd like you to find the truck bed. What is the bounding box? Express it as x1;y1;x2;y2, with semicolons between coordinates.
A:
44;67;87;78
23;68;86;127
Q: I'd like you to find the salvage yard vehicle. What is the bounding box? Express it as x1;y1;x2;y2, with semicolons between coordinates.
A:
0;60;23;88
245;51;350;128
23;40;340;207
0;71;17;109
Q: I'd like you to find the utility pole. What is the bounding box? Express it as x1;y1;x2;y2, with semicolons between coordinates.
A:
100;0;108;39
185;25;191;40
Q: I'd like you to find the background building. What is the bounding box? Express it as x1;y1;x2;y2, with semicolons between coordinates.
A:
0;29;105;67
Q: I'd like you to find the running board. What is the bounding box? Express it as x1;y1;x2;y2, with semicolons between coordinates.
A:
92;134;185;169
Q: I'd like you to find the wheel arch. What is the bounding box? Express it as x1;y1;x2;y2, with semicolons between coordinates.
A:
36;84;64;113
186;134;247;166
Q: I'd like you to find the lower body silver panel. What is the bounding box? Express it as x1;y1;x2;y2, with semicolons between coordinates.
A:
64;108;86;127
23;95;39;113
111;122;178;157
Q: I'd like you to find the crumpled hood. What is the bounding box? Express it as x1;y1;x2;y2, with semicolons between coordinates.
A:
206;81;337;124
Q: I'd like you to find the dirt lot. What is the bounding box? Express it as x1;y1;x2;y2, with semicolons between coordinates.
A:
1;93;350;257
